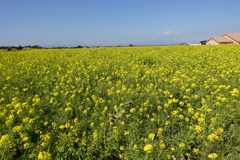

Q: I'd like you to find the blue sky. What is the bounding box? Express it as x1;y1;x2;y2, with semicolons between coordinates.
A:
1;0;240;47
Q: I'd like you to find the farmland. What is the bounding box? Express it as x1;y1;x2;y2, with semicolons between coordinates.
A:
1;45;240;159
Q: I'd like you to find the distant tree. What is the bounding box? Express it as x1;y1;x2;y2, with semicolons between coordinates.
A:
32;45;39;48
18;45;23;50
129;44;134;47
77;45;82;48
0;46;8;49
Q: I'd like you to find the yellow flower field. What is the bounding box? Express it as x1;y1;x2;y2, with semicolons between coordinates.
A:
1;45;240;159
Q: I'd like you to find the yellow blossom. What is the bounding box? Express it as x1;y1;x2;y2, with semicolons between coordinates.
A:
38;151;52;160
207;133;219;142
178;142;186;148
59;125;65;129
159;142;166;149
12;125;23;133
120;146;125;151
192;148;199;154
133;144;138;150
208;153;218;159
148;133;155;140
143;144;153;153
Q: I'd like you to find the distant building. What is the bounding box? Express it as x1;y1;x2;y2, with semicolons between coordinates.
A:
188;43;201;45
206;33;240;45
180;43;188;45
200;40;207;45
222;33;240;44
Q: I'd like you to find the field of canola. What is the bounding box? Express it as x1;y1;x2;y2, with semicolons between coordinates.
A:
1;45;240;160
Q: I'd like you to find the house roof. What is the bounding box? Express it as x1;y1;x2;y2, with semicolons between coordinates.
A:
223;33;240;43
210;37;233;43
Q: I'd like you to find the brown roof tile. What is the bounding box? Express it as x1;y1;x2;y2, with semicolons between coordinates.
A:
223;33;240;42
211;37;233;43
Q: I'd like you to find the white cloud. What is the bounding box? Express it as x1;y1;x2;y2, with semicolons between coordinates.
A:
157;31;181;36
83;39;89;43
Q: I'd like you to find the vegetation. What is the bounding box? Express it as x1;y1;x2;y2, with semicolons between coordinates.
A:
1;45;240;159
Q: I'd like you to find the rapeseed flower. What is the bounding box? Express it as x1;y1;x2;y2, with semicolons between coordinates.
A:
120;146;125;151
208;153;218;159
12;125;23;133
159;142;166;149
192;148;199;154
1;45;240;159
38;151;52;160
143;144;153;153
148;133;155;140
207;133;219;142
178;142;186;148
